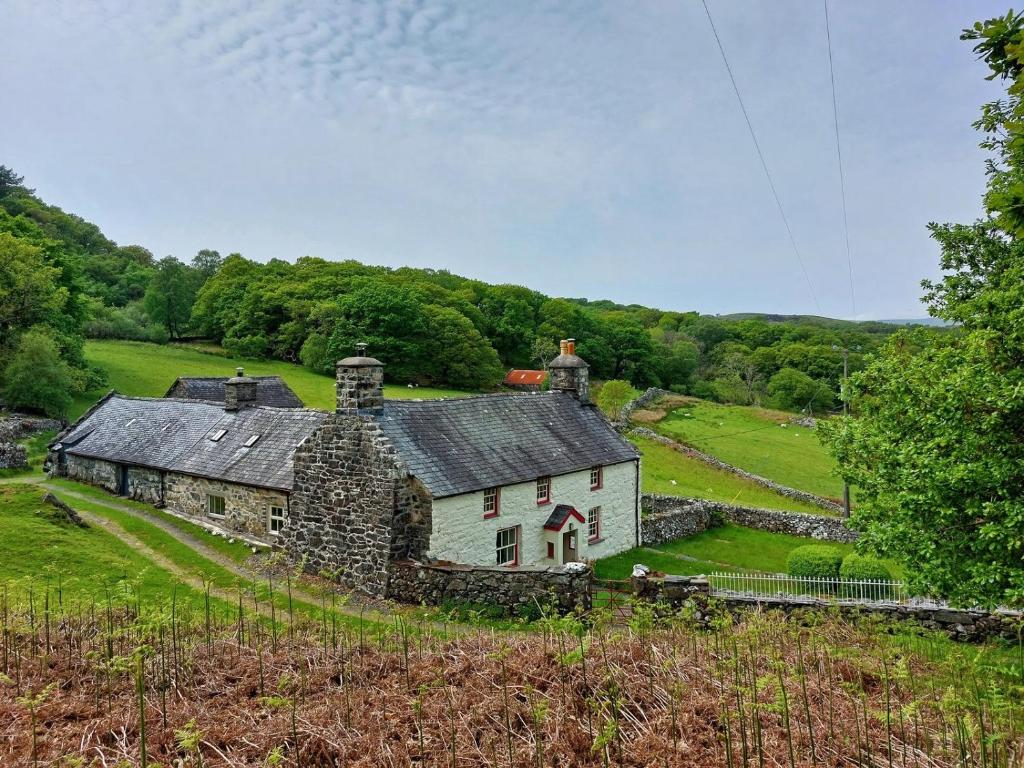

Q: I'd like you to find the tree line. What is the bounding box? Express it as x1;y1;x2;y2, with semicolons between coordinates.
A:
1;163;931;417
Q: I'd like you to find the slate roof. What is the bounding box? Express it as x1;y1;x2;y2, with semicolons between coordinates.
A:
54;395;326;491
375;392;639;499
543;504;585;532
164;376;304;408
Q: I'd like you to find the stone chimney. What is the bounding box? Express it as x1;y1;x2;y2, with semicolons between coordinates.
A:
224;367;257;411
336;343;384;414
549;338;590;403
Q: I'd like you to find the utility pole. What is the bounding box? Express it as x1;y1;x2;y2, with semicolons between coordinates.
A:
832;343;854;519
841;347;851;519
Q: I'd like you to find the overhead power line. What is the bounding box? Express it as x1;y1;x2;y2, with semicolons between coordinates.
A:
699;0;821;314
824;0;857;317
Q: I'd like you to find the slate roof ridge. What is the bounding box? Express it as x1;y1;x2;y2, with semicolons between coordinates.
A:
51;389;118;447
383;390;562;408
107;392;324;416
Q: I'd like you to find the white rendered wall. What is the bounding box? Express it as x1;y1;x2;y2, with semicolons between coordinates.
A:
427;460;639;567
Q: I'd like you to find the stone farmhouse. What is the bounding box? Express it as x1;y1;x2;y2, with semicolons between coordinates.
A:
49;340;640;596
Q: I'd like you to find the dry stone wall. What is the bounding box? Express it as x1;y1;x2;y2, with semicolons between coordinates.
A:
0;414;61;469
631;574;1022;643
642;494;858;545
630;426;844;514
0;443;27;469
387;560;591;614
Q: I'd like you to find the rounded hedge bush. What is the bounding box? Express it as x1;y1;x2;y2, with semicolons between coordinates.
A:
786;545;843;578
839;553;892;581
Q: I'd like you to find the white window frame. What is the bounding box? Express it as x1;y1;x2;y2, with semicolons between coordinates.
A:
536;476;551;505
269;505;285;535
590;465;602;490
496;526;519;566
483;486;500;518
587;506;601;542
207;494;226;519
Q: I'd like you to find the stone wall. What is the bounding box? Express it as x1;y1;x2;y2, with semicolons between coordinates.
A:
0;414;61;469
126;466;163;505
616;387;671;425
632;574;1022;643
392;476;433;561
641;494;858;545
283;414;404;596
0;443;27;469
631;427;844;514
64;455;119;494
387;559;592;614
163;472;287;540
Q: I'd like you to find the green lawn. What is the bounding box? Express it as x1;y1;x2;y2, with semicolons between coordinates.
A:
594;522;901;582
632;435;828;514
650;399;845;500
657;522;854;573
71;339;478;419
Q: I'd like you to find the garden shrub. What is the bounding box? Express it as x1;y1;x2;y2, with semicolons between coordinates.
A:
839;553;891;581
786;545;843;578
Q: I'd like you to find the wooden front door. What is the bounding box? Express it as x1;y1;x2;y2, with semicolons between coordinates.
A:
562;529;577;563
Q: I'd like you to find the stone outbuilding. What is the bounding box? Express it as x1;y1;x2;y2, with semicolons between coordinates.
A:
164;370;304;408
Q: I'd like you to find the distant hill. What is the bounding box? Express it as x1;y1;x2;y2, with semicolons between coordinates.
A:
877;317;951;327
718;313;951;331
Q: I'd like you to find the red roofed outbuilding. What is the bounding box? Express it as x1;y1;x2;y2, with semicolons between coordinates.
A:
503;369;548;392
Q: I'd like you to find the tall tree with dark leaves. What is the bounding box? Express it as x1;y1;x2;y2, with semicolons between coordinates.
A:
821;11;1024;608
143;256;198;339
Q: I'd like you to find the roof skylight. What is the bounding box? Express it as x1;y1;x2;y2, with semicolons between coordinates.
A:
243;434;260;447
210;429;227;442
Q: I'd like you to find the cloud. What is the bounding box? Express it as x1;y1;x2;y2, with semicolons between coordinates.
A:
2;0;1007;318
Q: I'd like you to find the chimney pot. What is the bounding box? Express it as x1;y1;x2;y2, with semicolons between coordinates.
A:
559;339;568;355
567;338;576;355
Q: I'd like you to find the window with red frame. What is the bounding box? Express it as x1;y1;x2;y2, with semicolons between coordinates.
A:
587;506;601;542
536;476;551;505
590;465;602;490
483;487;500;518
496;526;518;566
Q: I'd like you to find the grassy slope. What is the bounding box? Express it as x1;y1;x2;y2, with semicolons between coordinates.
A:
0;484;214;610
72;339;476;419
594;523;858;580
651;399;845;500
632;436;827;514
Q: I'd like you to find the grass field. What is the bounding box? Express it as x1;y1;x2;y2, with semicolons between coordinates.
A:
594;522;857;580
647;398;846;500
71;339;477;419
0;484;215;610
632;435;827;514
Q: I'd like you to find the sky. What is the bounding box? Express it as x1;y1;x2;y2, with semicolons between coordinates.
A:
2;1;1011;320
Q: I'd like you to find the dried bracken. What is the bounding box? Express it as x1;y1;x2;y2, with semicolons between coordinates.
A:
0;589;1019;767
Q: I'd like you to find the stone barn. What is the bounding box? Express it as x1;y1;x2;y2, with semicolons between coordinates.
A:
50;340;640;597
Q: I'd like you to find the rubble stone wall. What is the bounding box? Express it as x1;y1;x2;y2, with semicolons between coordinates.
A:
387;560;591;614
641;494;858;545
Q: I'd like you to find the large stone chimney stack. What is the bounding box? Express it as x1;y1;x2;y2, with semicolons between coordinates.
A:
549;338;590;403
336;343;384;414
224;367;257;411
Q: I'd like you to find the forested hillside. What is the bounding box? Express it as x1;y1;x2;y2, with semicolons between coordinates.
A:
0;164;941;416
